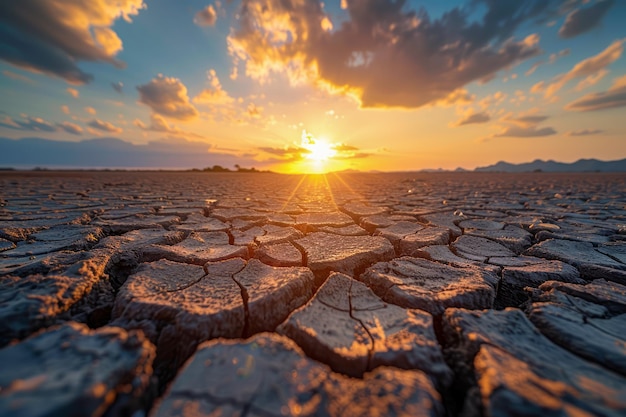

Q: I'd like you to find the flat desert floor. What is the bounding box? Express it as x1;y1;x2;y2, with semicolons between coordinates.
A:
1;171;626;416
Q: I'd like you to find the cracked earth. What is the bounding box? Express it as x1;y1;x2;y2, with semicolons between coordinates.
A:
1;171;626;416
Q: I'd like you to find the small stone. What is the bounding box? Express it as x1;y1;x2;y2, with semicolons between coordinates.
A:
0;238;16;252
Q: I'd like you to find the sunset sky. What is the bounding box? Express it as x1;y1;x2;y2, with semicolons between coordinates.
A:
1;0;625;173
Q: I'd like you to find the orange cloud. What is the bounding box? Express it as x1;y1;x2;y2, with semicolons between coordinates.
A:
565;75;626;112
194;5;217;27
88;119;122;134
542;39;624;98
137;75;199;121
134;114;205;139
0;0;145;84
193;70;234;105
67;88;79;98
228;0;548;108
453;111;491;127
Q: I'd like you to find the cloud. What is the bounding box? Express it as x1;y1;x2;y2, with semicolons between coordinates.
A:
0;115;57;132
194;5;217;26
84;106;97;115
566;129;605;136
134;114;205;139
193;70;234;105
0;114;82;135
228;0;553;108
559;0;615;38
67;88;79;98
61;105;71;115
494;125;557;138
0;0;145;84
486;110;556;139
87;119;122;133
507;115;550;126
112;81;124;93
565;75;626;111
0;136;261;169
525;48;569;76
539;39;624;97
57;121;83;135
137;75;199;120
2;70;35;84
453;111;491;127
259;146;309;162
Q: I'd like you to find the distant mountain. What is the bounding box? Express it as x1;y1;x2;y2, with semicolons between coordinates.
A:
475;158;626;173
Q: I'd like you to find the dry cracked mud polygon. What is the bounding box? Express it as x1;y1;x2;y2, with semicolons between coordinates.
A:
1;171;626;416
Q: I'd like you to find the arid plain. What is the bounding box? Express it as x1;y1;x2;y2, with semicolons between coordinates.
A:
1;171;626;416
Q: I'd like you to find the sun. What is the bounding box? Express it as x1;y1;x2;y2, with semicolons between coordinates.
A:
305;140;335;162
301;130;336;163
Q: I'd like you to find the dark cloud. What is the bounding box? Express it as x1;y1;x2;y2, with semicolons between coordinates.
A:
228;0;560;108
56;121;83;135
0;1;144;84
0;136;259;169
194;5;217;26
565;84;626;112
566;129;604;136
495;125;557;138
0;115;57;132
0;114;85;135
112;82;124;93
87;119;122;134
454;111;490;126
510;115;550;125
488;111;556;139
259;146;309;162
559;0;615;38
137;75;199;121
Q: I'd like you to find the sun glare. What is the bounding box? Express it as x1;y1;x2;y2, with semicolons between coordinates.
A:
299;130;337;172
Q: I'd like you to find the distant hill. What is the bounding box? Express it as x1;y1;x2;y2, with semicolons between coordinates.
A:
474;158;626;173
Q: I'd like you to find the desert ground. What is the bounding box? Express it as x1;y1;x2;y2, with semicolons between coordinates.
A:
1;171;626;416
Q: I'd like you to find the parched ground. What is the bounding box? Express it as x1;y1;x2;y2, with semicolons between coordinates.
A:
1;171;626;417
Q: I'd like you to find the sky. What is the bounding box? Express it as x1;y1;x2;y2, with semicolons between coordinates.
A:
1;0;625;173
